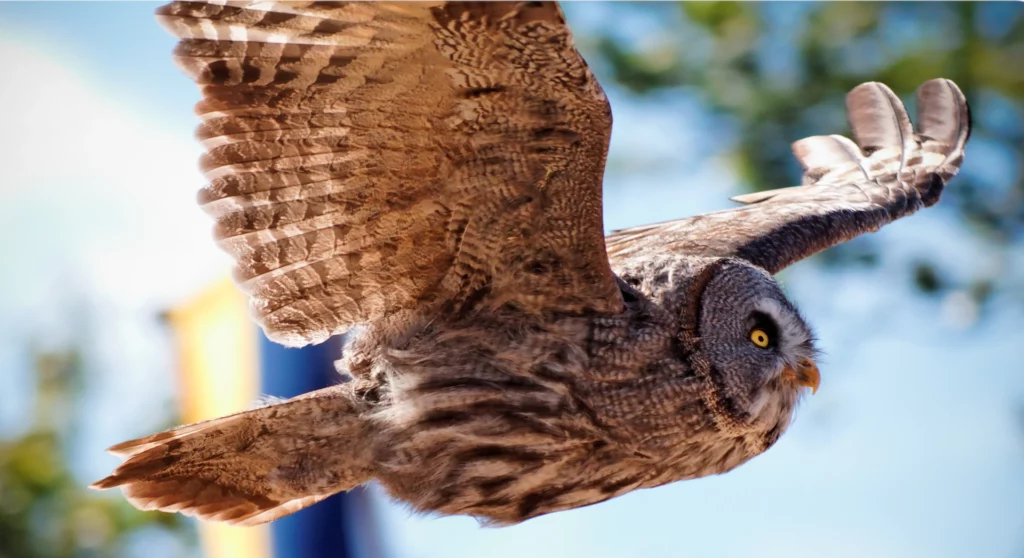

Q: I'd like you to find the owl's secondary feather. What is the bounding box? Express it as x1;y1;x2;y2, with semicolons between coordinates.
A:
156;1;623;347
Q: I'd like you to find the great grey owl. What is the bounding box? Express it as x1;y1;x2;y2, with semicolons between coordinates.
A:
92;1;971;526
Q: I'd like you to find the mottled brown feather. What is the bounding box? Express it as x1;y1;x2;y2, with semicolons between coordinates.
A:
92;384;372;525
156;0;623;347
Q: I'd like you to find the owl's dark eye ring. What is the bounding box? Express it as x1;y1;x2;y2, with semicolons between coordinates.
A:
748;311;780;349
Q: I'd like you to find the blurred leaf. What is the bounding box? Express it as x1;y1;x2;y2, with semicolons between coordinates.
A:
594;36;684;94
0;345;194;558
913;262;944;295
680;2;750;35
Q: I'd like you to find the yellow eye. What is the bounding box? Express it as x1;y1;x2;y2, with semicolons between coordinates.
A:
750;328;770;348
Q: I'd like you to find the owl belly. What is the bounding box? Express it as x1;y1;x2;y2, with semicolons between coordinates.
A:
374;427;645;523
361;317;631;523
369;365;770;524
349;318;773;523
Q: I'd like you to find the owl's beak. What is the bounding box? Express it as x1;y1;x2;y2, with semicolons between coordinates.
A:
783;358;820;394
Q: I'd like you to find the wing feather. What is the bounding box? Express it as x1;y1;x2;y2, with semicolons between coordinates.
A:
607;79;970;274
158;1;623;346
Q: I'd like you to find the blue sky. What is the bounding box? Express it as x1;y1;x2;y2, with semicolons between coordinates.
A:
0;3;1022;558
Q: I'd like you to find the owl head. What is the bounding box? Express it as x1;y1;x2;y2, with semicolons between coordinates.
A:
696;258;820;432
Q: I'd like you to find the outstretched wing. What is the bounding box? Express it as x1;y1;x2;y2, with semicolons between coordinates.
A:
606;79;970;274
157;1;623;347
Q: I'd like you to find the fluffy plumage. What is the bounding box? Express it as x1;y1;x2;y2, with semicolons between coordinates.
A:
158;0;622;348
93;1;970;526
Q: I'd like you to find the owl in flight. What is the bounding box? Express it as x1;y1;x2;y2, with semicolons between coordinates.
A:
93;1;970;526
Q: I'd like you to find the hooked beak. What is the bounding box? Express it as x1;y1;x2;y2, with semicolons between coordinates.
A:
783;358;820;394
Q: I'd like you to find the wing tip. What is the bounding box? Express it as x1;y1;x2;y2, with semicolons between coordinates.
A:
916;78;971;148
846;80;914;155
103;427;187;458
730;190;778;204
118;477;280;525
106;476;326;526
153;2;185;36
89;475;122;491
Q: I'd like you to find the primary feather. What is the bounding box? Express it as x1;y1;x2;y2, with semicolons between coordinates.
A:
606;79;970;273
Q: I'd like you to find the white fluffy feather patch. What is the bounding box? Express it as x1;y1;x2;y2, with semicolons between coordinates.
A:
754;297;814;365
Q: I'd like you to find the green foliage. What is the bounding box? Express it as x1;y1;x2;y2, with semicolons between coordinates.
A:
581;2;1024;304
0;348;193;557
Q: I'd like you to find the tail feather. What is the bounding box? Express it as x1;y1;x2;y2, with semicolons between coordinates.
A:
92;384;373;525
